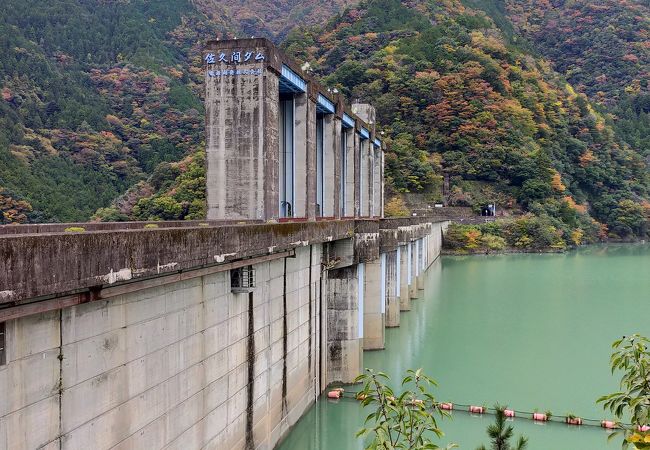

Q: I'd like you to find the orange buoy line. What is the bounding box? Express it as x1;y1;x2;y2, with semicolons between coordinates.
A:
324;390;645;431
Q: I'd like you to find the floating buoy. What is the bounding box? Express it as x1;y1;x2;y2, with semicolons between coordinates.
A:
469;405;485;414
637;425;650;432
439;402;454;410
327;390;342;399
327;388;345;399
566;417;583;425
504;409;515;418
601;420;617;429
533;413;548;422
408;399;424;407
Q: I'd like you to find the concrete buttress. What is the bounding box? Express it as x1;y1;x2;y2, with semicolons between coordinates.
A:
398;244;410;311
362;259;384;350
416;239;425;290
325;265;363;384
409;241;419;299
384;250;399;328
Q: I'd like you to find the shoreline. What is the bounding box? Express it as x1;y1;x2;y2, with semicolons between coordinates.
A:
442;239;648;256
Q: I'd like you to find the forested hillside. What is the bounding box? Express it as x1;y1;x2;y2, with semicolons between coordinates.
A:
504;0;649;105
215;0;358;41
503;0;650;162
283;0;649;241
0;0;230;222
1;0;648;245
0;0;361;223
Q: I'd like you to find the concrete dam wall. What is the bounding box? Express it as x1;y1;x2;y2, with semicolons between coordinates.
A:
0;219;447;450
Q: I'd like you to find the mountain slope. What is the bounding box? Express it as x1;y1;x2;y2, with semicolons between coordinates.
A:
1;0;356;224
2;0;648;244
504;0;649;105
214;0;359;41
0;0;230;222
283;0;649;239
502;0;650;158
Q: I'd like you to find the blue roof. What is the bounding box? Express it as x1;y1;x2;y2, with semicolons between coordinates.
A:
359;127;370;139
279;65;306;93
316;94;335;114
342;113;355;129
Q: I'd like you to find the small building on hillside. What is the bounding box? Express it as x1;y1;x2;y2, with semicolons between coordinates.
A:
203;38;384;221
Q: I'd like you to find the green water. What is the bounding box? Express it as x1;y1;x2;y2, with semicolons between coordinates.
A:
278;244;650;450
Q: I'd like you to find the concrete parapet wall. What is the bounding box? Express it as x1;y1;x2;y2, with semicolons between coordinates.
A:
0;220;262;236
0;218;441;307
0;221;353;306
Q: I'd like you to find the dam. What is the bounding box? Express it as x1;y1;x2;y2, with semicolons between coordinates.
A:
0;38;448;450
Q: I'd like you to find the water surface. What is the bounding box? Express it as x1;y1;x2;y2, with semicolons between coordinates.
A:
279;244;650;449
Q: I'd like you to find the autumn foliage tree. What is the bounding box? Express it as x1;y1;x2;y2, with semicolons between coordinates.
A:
0;188;32;224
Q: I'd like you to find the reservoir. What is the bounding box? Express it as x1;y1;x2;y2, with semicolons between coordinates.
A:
278;244;650;449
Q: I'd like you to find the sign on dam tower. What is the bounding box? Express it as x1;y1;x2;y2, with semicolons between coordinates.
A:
204;38;385;221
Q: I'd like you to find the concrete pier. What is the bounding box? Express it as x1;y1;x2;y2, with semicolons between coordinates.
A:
409;241;419;299
398;244;411;311
417;239;425;290
326;265;363;384
362;259;384;350
384;250;400;328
